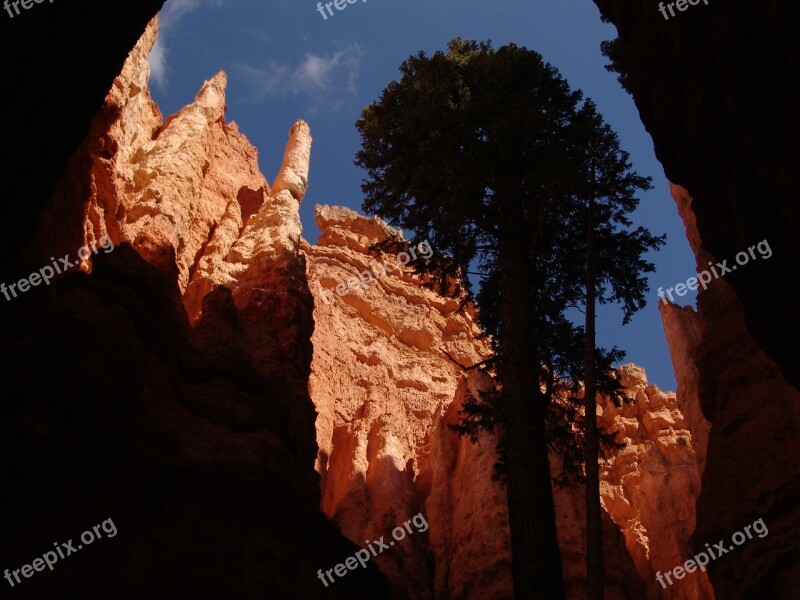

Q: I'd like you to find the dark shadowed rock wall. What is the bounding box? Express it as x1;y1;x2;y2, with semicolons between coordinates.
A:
594;1;800;597
0;0;166;279
593;0;799;388
0;6;388;598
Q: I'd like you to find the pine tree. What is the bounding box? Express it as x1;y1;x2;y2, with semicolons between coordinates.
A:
355;39;664;597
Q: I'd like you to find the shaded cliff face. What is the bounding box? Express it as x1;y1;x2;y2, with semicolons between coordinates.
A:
660;184;800;599
304;206;710;599
593;4;800;595
0;246;387;599
1;19;386;599
3;8;764;598
0;0;166;280
593;0;799;390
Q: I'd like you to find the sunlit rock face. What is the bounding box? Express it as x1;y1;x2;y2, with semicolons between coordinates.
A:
30;17;316;389
598;365;712;600
304;204;501;598
9;18;386;599
304;205;707;599
17;17;718;599
660;183;800;599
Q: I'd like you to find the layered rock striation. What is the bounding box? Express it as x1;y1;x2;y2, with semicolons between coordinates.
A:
2;18;385;599
305;205;507;598
304;206;705;599
1;12;746;600
659;183;800;599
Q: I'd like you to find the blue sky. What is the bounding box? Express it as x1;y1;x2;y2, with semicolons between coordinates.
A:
149;0;697;390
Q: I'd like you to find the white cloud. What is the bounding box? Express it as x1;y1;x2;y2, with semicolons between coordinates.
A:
159;0;201;28
149;38;168;88
237;44;363;113
148;0;213;88
237;62;290;97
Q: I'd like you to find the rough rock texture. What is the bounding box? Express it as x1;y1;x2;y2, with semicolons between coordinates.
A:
659;184;800;599
659;301;708;477
183;120;312;333
1;18;387;599
593;0;799;390
427;372;515;600
599;365;711;600
657;183;713;478
304;205;704;599
0;0;167;280
305;204;494;598
4;7;767;598
28;18;315;387
593;4;800;595
553;464;648;600
273;120;313;201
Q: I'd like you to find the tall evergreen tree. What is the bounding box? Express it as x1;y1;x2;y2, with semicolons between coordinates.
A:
355;39;663;597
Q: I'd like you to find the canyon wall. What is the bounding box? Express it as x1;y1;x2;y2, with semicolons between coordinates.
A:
593;0;799;389
304;205;509;599
659;183;800;599
592;1;800;596
304;205;710;599
6;6;790;598
598;365;712;600
1;18;386;599
0;0;167;280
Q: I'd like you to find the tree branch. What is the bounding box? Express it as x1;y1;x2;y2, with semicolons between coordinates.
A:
440;348;495;371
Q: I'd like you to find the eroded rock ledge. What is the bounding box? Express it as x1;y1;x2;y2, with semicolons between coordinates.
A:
3;18;383;599
7;16;722;599
305;205;708;599
660;183;800;599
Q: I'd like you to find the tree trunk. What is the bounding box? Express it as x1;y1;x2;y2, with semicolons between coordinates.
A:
498;195;565;599
584;195;604;599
